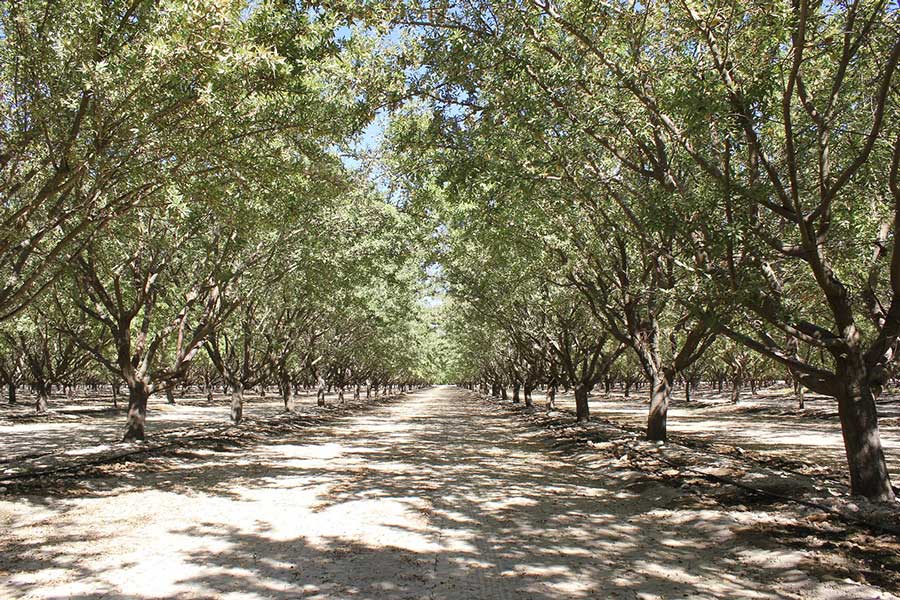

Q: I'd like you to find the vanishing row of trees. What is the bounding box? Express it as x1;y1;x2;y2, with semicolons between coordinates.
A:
381;0;900;503
0;1;434;439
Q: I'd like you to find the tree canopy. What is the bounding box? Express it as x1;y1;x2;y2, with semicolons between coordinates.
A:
1;0;898;502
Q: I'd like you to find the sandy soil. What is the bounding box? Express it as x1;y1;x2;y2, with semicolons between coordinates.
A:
1;386;897;599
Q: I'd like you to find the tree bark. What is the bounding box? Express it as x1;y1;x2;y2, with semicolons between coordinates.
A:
731;377;742;404
317;378;326;406
836;367;895;501
574;385;590;422
231;383;244;425
35;382;50;413
123;381;150;441
647;372;672;441
282;383;293;411
512;382;521;404
166;387;176;405
7;382;15;405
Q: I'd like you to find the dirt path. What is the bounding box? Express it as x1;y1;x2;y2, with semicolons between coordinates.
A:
1;386;895;599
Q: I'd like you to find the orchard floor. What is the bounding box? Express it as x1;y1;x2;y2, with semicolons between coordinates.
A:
1;386;898;599
542;386;900;484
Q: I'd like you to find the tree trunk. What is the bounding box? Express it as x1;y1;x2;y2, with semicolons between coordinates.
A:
500;386;508;400
647;372;672;442
574;385;590;422
512;382;521;403
354;384;361;400
7;382;15;405
524;385;533;408
836;367;895;501
231;383;244;425
122;381;150;441
35;382;50;413
317;380;326;406
547;385;556;411
282;383;293;411
684;380;691;403
794;379;805;409
166;387;176;405
731;377;742;404
624;380;631;397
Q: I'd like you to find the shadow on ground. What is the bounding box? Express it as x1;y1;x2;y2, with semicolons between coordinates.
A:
0;387;893;599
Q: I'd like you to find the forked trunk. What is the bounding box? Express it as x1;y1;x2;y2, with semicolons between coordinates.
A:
123;381;150;441
836;366;894;501
647;372;672;442
574;385;590;423
231;383;244;425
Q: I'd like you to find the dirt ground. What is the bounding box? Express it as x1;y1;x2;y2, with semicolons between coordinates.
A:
1;386;899;599
541;384;900;486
